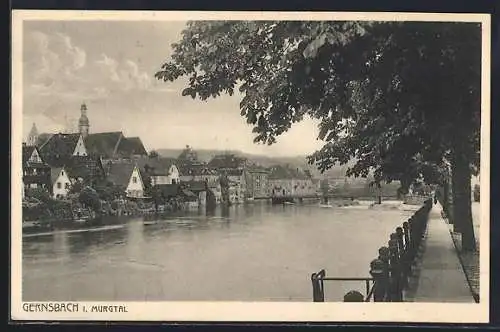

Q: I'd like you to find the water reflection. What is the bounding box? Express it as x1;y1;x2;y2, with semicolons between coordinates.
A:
66;226;128;255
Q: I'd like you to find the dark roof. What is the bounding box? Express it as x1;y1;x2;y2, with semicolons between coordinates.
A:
84;132;148;158
178;163;217;176
247;165;269;173
105;161;136;188
119;137;148;156
39;133;82;167
22;145;36;165
65;156;105;181
50;167;64;184
155;184;182;197
268;165;311;180
36;133;53;148
181;180;207;192
84;132;123;158
136;157;178;176
208;154;247;169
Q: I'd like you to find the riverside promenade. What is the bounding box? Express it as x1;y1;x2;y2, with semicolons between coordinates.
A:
406;201;476;302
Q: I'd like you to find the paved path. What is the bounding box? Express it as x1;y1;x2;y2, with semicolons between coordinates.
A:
410;202;475;302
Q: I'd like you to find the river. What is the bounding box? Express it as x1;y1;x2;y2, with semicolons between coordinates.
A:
22;201;418;302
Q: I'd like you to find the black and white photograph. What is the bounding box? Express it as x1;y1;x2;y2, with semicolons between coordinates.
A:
11;11;490;322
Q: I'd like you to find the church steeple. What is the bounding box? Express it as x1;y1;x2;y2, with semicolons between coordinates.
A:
27;122;38;146
78;102;90;138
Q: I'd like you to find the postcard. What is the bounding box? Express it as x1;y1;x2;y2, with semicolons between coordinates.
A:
11;10;490;323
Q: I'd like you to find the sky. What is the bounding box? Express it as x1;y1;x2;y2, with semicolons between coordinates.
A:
22;20;323;157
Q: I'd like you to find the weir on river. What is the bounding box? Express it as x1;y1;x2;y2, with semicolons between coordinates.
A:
23;201;418;302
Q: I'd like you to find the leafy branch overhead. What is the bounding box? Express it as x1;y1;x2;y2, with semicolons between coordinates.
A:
155;20;481;189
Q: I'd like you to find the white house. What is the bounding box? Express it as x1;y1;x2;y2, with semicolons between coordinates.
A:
150;164;180;186
51;167;72;199
126;165;146;198
72;135;88;156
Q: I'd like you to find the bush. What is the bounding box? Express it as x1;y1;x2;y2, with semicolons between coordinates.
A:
25;187;51;203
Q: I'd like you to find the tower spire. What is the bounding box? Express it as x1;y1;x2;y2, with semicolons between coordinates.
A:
78;102;90;138
27;122;38;146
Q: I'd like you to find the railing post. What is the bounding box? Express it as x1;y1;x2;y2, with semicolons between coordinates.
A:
403;221;412;282
377;246;391;301
402;221;410;251
408;216;415;261
388;238;403;302
343;290;364;302
370;257;387;302
311;270;325;302
396;226;408;289
311;273;319;302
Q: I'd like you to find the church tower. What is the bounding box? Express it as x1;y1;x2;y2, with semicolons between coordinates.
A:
27;123;38;146
78;103;90;138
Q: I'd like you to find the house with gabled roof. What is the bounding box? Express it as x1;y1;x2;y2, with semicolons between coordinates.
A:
38;132;88;167
51;167;72;199
136;156;180;186
105;160;148;199
84;131;148;161
22;143;51;192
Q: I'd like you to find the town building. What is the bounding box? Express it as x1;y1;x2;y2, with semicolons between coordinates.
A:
38;133;88;165
179;165;221;201
177;147;222;203
36;132;105;187
181;180;208;208
136;156;180;186
33;103;148;163
105;160;148;199
267;165;316;197
50;167;72;199
22;144;51;192
246;165;270;199
208;154;248;204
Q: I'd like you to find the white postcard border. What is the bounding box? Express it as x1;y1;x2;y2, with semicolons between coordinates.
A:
11;10;491;323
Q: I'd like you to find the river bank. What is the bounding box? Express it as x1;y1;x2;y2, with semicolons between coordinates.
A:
22;198;365;238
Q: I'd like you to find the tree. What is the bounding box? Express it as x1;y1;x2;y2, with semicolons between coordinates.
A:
79;186;102;213
93;180;125;201
156;21;480;251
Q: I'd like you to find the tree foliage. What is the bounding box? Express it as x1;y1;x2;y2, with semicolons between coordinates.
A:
79;186;101;212
156;20;481;250
156;21;480;186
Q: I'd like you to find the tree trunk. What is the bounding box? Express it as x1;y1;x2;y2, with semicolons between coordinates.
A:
450;153;477;252
441;180;449;216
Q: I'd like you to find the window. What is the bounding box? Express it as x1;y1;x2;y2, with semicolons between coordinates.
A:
61;170;64;175
132;176;137;183
57;182;62;189
65;183;70;189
